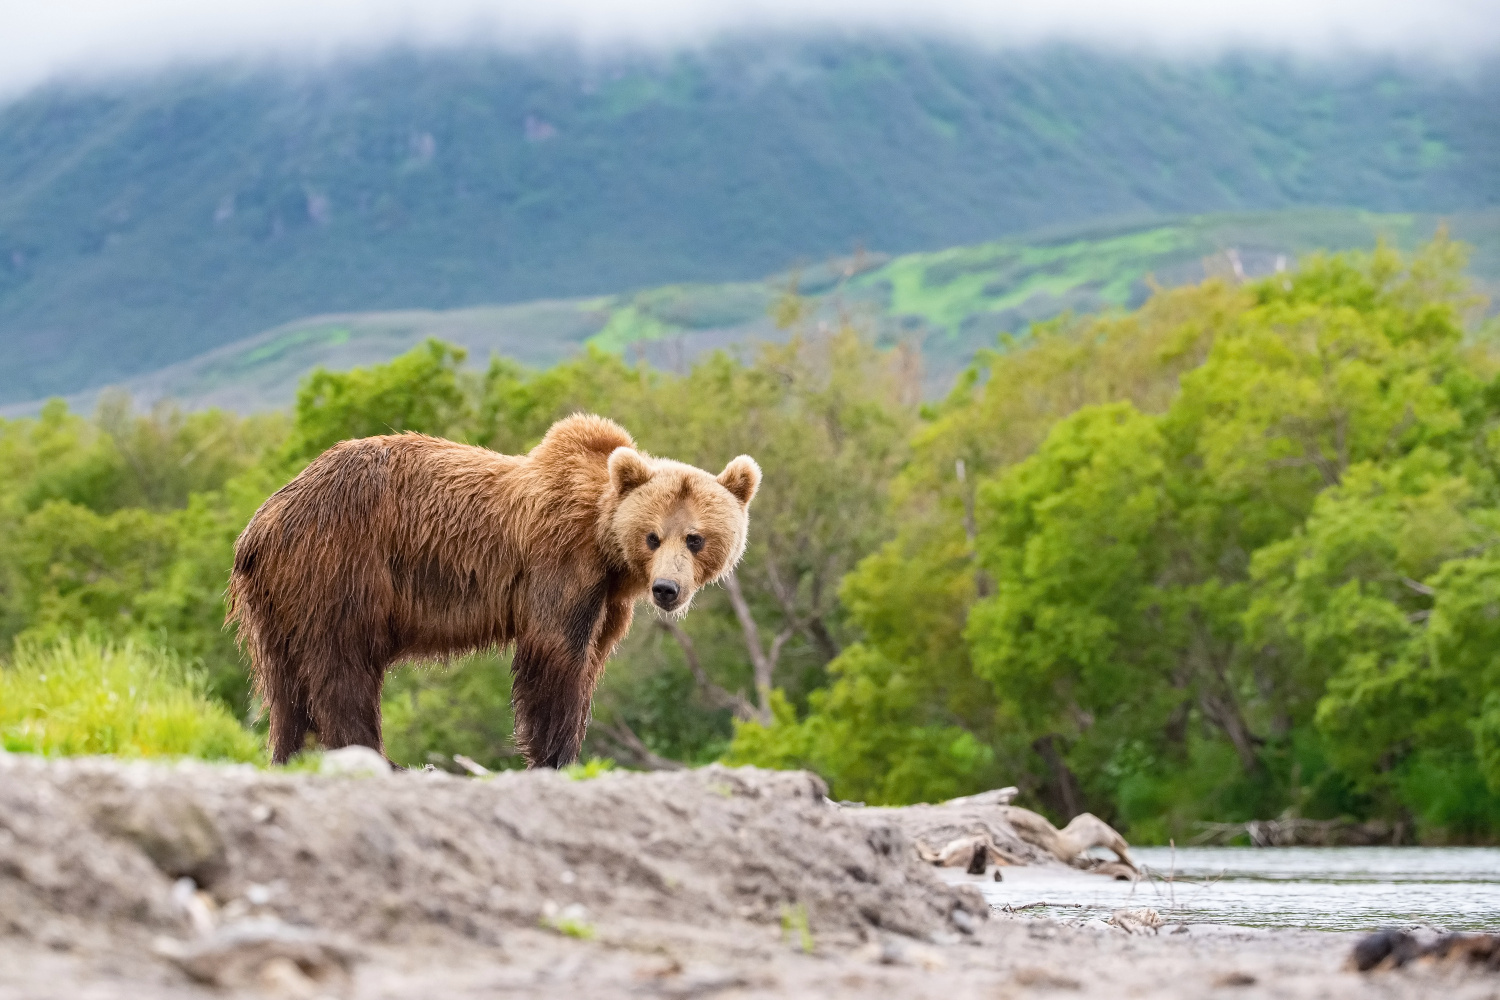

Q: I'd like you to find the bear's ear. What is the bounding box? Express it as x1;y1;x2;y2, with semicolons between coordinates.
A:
716;455;761;508
608;446;654;497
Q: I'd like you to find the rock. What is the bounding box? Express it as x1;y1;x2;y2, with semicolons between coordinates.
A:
93;786;226;887
153;917;358;991
1213;971;1258;987
1014;967;1084;990
171;876;219;937
257;956;325;999
1351;930;1418;970
319;746;391;778
950;908;978;935
1351;929;1500;972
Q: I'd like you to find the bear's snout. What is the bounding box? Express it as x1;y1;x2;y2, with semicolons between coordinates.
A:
651;578;682;610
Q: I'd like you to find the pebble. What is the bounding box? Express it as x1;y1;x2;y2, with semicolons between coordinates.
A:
318;746;391;778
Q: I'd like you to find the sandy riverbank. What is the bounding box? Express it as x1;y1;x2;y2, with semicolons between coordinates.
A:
0;752;1488;998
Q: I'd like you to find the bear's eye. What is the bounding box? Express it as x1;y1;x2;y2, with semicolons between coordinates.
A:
646;533;661;551
685;533;705;554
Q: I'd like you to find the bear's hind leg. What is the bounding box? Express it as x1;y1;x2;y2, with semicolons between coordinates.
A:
268;694;315;765
307;657;387;758
260;651;315;765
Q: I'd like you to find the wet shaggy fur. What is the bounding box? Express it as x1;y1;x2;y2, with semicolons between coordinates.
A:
227;414;760;768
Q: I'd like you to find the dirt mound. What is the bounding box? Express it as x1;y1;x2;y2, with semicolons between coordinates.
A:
0;752;1478;999
0;754;980;949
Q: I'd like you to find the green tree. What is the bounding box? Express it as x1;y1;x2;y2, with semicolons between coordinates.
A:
286;339;474;460
732;235;1500;841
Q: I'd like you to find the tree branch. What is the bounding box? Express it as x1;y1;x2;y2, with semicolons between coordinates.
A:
763;558;801;621
592;717;687;771
1198;690;1264;775
769;625;795;671
769;556;842;664
722;571;776;724
1184;607;1263;776
767;547;821;623
658;619;758;722
956;458;994;597
803;615;841;662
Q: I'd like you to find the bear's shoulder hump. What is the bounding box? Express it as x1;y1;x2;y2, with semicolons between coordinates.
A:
536;414;634;457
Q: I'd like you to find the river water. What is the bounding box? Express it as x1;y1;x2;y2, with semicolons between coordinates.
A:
972;847;1500;932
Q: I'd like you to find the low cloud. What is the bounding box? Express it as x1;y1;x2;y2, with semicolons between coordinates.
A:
3;0;1497;97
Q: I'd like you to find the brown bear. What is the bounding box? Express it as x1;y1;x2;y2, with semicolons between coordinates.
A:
226;413;760;768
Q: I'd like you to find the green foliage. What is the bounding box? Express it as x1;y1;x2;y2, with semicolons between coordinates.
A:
561;758;617;781
287;339;473;459
541;908;596;939
726;659;1001;805
0;329;913;775
0;397;288;711
8;395;276;515
477;346;651;455
732;236;1500;840
967;236;1500;835
593;625;736;765
780;903;814;953
380;652;520;772
0;636;260;760
6;238;1500;845
968;402;1172;741
1396;752;1500;842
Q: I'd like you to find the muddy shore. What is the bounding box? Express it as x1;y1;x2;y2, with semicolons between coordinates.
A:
0;751;1489;998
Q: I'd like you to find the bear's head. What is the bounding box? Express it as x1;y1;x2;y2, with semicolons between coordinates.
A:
606;446;761;613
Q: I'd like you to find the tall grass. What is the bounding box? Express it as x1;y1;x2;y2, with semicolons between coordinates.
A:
0;636;260;761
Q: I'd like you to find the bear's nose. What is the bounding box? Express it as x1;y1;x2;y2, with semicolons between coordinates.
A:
651;579;681;608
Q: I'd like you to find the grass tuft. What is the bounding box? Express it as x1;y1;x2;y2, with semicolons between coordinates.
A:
0;636;261;761
780;903;814;953
561;757;616;780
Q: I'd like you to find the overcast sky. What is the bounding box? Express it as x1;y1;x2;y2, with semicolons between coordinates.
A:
1;0;1496;97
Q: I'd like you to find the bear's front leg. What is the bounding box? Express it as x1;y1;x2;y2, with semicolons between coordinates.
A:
510;634;596;768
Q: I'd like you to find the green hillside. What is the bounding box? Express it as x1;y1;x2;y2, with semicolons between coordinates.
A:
18;208;1493;414
0;41;1496;404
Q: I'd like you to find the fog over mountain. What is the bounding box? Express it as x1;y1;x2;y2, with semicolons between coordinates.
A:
2;0;1497;98
0;5;1496;405
1;37;1495;405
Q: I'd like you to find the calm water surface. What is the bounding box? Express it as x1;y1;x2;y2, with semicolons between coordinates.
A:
974;847;1500;932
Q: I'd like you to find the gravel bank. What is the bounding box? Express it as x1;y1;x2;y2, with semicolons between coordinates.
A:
0;753;1488;998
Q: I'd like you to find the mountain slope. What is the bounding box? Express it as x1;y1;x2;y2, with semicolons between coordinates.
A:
1;41;1497;404
14;208;1491;416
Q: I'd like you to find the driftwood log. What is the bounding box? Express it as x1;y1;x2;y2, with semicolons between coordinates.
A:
1195;815;1409;847
853;787;1139;880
